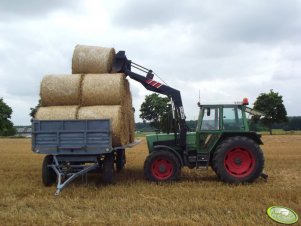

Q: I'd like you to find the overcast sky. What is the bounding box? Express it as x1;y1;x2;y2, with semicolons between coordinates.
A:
0;0;300;125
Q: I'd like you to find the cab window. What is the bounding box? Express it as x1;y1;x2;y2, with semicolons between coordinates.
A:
223;107;244;130
201;108;219;130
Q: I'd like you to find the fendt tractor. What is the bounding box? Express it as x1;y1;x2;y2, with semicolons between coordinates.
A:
33;50;266;195
113;51;265;183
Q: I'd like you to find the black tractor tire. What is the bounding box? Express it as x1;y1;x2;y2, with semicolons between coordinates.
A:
213;136;264;183
144;151;181;182
42;155;56;186
115;149;126;173
210;163;218;175
103;153;114;184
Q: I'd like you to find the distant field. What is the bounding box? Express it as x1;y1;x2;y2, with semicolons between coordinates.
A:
0;135;300;225
259;129;301;135
134;131;156;137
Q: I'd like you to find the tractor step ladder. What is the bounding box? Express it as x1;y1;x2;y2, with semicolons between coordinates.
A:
195;153;210;169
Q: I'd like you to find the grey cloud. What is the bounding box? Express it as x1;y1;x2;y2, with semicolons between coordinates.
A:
210;1;301;43
113;0;301;44
112;0;207;28
0;0;80;20
1;0;301;125
0;27;72;97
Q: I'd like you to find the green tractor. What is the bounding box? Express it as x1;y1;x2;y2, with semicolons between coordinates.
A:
143;99;265;183
112;50;265;184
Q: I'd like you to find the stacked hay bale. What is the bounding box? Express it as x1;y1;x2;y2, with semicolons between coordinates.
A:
35;45;135;146
36;74;82;120
78;73;134;145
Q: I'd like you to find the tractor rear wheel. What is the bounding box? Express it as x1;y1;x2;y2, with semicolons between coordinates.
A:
144;151;181;182
213;136;264;183
42;155;56;186
210;164;218;175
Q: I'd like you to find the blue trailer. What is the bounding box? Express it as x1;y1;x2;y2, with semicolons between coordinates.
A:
32;119;138;195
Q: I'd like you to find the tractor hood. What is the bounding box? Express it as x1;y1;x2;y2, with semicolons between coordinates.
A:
146;132;196;153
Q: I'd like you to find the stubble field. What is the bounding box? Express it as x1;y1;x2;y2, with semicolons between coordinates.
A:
0;135;300;226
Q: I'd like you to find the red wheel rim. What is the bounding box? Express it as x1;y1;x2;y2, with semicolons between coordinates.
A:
224;147;255;178
151;158;174;180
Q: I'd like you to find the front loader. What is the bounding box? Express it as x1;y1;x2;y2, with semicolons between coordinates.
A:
113;51;266;183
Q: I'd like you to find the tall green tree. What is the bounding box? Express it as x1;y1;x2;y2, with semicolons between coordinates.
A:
253;90;287;135
0;98;16;136
139;94;171;132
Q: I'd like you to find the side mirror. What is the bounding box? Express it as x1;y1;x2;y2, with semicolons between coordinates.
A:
206;108;211;116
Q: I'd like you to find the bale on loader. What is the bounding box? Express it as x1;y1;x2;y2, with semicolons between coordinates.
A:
72;45;115;74
40;74;82;106
78;105;128;146
35;106;78;120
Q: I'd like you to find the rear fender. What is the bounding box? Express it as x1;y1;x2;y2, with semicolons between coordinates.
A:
218;132;263;145
153;145;184;166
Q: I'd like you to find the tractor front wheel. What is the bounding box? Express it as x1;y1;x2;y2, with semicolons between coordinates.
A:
213;136;264;183
144;151;181;182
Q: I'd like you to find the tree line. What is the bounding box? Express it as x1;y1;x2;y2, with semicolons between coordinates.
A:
136;117;301;133
0;98;16;136
0;90;299;136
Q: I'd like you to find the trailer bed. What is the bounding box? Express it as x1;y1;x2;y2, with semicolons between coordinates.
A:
31;119;140;195
32;119;112;155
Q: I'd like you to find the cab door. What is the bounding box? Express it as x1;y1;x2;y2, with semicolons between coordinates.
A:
222;106;246;131
196;107;221;153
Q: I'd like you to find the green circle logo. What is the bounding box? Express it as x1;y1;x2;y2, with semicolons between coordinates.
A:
267;206;299;224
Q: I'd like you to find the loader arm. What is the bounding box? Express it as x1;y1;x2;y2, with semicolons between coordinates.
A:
112;51;187;148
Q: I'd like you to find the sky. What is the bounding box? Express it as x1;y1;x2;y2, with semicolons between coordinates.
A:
0;0;300;125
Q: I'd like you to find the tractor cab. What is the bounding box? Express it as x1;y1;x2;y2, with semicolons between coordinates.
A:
195;99;256;154
197;104;248;132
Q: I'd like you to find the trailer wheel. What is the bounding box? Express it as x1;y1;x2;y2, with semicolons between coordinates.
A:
115;149;126;173
144;151;181;182
213;136;264;183
42;155;56;186
103;154;114;184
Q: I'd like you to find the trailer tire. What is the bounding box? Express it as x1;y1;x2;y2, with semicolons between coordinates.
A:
144;151;181;182
42;155;56;186
103;154;114;184
115;149;126;173
213;136;264;183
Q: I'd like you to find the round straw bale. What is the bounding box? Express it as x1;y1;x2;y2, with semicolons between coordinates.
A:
40;74;82;106
129;113;135;143
121;79;135;142
78;106;128;146
72;45;115;74
81;74;127;106
122;79;135;142
35;106;78;120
